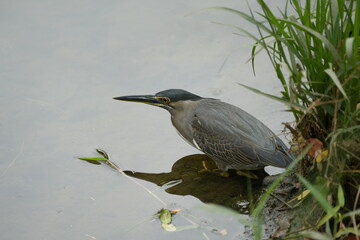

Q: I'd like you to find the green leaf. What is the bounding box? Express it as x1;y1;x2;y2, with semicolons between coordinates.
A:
211;22;259;42
316;205;340;228
78;157;108;161
277;18;341;61
324;68;348;100
335;227;360;238
96;148;109;160
193;6;271;33
345;37;354;59
300;230;332;240
297;175;336;216
337;184;345;207
341;208;360;219
158;209;173;225
157;209;178;231
238;83;307;111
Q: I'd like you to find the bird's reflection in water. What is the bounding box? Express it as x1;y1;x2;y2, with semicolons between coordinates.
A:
124;154;267;214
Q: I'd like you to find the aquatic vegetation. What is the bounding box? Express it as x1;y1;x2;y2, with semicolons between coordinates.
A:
211;0;360;238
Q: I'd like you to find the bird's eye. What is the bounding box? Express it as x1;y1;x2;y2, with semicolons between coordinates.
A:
159;97;170;104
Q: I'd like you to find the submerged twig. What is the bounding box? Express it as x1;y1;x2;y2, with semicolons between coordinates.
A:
89;148;167;206
79;148;223;235
1;140;24;179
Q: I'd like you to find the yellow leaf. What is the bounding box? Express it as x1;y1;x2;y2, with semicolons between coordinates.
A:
288;189;311;204
315;150;329;163
297;189;311;201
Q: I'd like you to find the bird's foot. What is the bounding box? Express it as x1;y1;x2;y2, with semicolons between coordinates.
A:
198;161;229;177
197;160;211;174
214;170;230;177
236;170;259;179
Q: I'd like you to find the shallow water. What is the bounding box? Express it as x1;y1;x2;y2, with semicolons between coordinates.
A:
0;1;293;239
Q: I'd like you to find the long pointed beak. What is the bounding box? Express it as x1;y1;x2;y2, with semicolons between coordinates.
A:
113;95;161;106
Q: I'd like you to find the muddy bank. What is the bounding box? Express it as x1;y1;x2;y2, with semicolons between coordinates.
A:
244;169;322;239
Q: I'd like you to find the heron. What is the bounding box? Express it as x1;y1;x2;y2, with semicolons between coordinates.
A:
114;89;293;171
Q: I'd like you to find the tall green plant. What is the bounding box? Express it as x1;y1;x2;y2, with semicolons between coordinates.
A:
210;0;360;140
207;0;360;238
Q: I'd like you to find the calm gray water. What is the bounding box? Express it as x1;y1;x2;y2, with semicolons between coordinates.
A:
0;1;292;239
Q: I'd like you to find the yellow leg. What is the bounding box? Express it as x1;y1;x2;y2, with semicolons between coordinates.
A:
198;161;229;177
236;170;259;179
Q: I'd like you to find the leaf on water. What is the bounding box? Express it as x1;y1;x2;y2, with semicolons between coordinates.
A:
79;157;108;161
161;223;176;232
158;209;175;224
95;148;109;160
157;208;180;231
78;157;108;165
82;160;101;165
315;150;329;163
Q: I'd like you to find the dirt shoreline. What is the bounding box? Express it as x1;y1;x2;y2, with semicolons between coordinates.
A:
243;171;304;239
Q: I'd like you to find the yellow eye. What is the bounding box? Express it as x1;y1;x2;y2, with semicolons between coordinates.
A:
155;96;171;104
160;97;170;104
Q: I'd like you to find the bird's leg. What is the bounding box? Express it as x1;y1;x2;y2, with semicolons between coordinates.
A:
235;170;259;179
198;161;229;177
213;169;230;177
201;160;209;171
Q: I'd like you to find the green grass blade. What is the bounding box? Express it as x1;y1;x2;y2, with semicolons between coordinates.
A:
335;227;360;239
277;19;341;61
301;230;332;240
316;205;340;228
324;68;349;100
345;37;354;59
341;208;360;219
211;22;260;42
297;175;336;216
238;83;306;111
337;184;345;207
189;6;272;34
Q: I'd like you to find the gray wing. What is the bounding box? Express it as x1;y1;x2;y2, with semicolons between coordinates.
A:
191;100;293;170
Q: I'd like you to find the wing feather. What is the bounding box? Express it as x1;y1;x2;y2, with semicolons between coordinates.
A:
191;100;293;170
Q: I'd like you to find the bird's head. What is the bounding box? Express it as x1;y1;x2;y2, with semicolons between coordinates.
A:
113;89;202;111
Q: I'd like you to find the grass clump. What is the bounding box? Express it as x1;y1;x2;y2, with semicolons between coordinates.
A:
210;0;360;239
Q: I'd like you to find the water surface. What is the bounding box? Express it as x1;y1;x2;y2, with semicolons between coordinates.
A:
0;1;293;239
